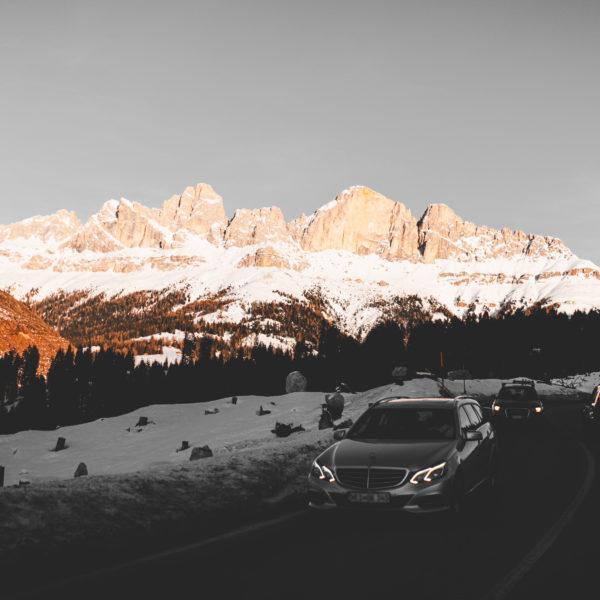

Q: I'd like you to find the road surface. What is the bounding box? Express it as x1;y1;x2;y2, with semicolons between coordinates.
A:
11;399;597;600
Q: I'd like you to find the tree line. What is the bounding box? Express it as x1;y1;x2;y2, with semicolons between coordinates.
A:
1;306;600;433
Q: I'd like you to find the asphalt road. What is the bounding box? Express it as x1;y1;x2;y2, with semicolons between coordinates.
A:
13;399;595;600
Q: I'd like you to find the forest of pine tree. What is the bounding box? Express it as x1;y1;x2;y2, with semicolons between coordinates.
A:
2;306;600;434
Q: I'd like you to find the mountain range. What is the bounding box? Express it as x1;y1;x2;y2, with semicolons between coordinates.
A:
1;183;599;353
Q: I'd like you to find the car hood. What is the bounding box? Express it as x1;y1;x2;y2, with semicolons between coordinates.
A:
330;438;457;470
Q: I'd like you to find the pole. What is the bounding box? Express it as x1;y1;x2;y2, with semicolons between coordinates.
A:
0;465;4;487
440;352;446;396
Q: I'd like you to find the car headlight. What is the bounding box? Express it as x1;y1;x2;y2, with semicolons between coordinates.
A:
311;461;335;482
493;404;501;412
410;462;447;485
535;406;543;413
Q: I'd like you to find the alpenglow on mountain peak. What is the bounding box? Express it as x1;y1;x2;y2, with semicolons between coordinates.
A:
0;183;573;264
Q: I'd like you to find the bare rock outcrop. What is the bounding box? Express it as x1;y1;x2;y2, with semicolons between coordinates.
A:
224;206;289;247
0;210;81;245
293;186;420;260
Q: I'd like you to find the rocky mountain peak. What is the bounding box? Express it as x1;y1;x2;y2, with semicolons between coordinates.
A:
0;210;82;245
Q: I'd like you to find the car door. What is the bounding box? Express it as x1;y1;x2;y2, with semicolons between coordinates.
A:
464;403;490;485
458;406;479;492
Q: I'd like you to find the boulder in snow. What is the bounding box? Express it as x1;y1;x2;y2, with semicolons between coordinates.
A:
318;409;333;430
53;437;67;452
74;463;88;478
392;366;408;385
272;422;305;437
285;371;308;393
325;392;345;420
190;445;214;460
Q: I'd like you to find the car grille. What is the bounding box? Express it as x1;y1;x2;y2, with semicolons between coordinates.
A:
505;408;531;419
335;467;408;489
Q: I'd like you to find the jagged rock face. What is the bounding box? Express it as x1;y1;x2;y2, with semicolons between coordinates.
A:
0;183;573;267
0;210;81;244
224;207;289;247
0;290;68;372
293;186;420;260
237;246;307;270
63;184;228;252
159;184;227;243
417;203;571;263
64;199;161;253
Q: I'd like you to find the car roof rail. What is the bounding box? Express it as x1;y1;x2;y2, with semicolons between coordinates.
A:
368;396;410;407
510;378;535;386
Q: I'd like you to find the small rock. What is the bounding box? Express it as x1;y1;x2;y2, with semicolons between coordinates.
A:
176;441;190;452
74;463;88;478
204;408;220;415
190;445;214;460
232;396;238;405
53;437;67;452
135;416;149;427
271;422;305;437
334;418;354;430
256;405;271;416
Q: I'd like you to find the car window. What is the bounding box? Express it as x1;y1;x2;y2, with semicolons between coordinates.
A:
458;407;471;431
348;408;456;441
464;404;481;427
471;404;484;423
498;386;537;402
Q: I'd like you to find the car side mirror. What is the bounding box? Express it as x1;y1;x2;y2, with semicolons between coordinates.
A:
464;430;483;442
333;429;347;441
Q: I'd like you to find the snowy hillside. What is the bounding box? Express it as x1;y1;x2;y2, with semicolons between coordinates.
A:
0;376;582;487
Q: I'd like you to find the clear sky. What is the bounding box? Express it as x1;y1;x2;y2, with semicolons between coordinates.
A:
1;0;599;261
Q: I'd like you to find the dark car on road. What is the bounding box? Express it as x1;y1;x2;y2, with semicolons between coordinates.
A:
582;384;600;431
308;396;498;513
491;379;544;425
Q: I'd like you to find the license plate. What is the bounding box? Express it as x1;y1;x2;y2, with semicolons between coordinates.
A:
348;492;391;504
511;414;523;420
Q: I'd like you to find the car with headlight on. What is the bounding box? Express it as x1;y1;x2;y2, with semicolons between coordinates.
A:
582;384;600;432
491;379;544;425
308;396;497;513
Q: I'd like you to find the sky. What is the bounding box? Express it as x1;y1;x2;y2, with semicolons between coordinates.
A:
1;0;599;261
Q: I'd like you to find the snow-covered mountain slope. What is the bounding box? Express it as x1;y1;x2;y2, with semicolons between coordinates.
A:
1;184;599;342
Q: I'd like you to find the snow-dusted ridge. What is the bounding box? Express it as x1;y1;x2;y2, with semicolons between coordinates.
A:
1;183;600;338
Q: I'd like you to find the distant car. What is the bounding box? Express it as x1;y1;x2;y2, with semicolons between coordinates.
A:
491;379;544;424
582;385;600;430
308;396;498;513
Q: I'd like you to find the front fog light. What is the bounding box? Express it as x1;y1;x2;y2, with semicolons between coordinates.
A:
410;462;447;485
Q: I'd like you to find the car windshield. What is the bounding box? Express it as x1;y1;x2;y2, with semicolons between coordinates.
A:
498;386;537;402
348;408;456;441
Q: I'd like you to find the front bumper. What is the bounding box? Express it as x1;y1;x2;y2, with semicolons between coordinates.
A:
307;474;454;513
491;406;543;422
